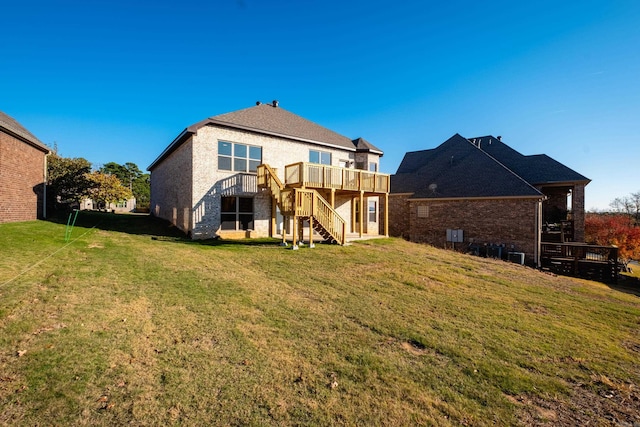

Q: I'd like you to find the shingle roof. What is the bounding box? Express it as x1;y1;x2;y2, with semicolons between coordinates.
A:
149;103;382;170
0;111;49;153
471;136;590;185
391;134;544;199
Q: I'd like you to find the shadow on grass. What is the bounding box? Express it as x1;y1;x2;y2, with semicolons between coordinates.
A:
46;210;284;248
609;275;640;297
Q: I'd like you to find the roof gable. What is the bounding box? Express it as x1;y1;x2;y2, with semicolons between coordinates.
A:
149;103;382;170
0;111;49;153
391;134;542;199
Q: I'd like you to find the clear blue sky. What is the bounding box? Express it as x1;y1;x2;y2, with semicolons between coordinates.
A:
2;0;639;210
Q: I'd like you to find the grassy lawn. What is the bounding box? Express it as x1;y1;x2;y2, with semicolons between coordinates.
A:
1;212;639;426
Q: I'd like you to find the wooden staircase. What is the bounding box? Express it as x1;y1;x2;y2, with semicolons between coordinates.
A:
257;164;346;245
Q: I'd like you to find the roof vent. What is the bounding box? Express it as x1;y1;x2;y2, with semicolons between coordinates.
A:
272;100;279;108
497;135;502;141
256;101;261;105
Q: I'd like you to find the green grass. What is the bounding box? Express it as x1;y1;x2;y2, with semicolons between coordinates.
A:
1;211;639;426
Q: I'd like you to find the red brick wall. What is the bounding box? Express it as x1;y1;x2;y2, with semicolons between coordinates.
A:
0;132;47;223
388;194;411;238
390;197;541;264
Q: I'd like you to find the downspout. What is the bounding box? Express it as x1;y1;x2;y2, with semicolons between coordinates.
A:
534;199;542;268
43;151;50;219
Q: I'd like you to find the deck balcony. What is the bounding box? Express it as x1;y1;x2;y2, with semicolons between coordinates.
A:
283;162;390;194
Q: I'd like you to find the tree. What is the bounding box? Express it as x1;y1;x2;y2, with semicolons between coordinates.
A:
100;162;143;190
586;213;640;271
132;173;150;209
85;172;133;210
47;152;93;209
99;162;149;208
609;191;640;225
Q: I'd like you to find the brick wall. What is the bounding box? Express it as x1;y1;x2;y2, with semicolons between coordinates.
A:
572;183;586;242
0;132;47;223
390;197;541;264
150;138;193;234
388;194;411;238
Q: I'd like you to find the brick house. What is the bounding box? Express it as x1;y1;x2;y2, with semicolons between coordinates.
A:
389;134;590;266
0;111;50;223
148;101;389;243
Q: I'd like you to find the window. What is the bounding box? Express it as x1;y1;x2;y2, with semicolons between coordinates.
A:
369;162;377;172
368;200;377;223
218;141;262;172
417;205;429;218
221;197;254;230
309;149;331;165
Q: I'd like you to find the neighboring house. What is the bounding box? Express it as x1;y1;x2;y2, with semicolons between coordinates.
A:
0;111;50;223
80;197;137;213
389;134;590;266
148;101;389;243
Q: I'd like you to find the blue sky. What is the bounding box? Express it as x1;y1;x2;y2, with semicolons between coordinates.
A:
2;0;639;210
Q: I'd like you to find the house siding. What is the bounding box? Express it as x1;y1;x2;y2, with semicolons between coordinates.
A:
393;197;540;264
0;131;47;223
152;123;380;240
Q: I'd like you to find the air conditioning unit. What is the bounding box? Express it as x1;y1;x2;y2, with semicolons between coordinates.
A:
508;252;525;265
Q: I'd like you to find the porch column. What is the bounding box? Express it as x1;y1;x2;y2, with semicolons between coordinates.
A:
292;215;299;249
359;191;364;237
282;216;288;246
271;197;277;238
330;189;335;208
384;193;389;237
572;184;586;242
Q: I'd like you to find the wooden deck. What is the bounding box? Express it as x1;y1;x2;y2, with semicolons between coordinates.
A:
540;242;618;283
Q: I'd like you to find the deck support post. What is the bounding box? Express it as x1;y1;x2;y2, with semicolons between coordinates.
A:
359;191;364;237
292;215;299;250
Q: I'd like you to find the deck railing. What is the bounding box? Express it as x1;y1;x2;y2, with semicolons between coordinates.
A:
284;162;390;193
540;242;618;283
295;189;346;245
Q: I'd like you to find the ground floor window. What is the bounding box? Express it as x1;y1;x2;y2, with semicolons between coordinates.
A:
368;200;377;223
221;196;254;230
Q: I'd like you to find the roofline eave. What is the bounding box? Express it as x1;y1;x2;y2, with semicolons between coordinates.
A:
0;126;50;154
147;128;193;171
407;194;546;202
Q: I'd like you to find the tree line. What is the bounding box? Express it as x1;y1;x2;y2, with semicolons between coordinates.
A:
586;190;640;271
47;149;150;213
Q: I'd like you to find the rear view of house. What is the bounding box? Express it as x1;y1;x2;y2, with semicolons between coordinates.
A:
0;111;50;223
390;134;590;266
148;101;389;243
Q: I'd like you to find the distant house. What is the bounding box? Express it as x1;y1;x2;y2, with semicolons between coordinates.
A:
80;197;137;213
0;111;50;223
148;102;389;244
389;134;590;266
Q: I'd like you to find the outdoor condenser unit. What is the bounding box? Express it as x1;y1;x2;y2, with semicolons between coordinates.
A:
508;252;525;265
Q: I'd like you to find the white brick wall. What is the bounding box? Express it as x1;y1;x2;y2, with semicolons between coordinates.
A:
151;123;383;239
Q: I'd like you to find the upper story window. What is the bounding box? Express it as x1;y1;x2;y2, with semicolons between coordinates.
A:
218;141;262;173
309;149;331;165
369;162;378;172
